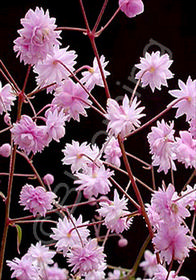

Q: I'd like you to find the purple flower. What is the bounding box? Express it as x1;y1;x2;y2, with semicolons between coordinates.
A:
52;79;92;121
139;250;158;278
62;140;100;173
97;189;132;233
153;264;190;280
11;115;48;155
45;108;67;142
103;136;122;168
75;165;114;199
67;239;106;276
174;131;196;169
19;184;57;216
34;45;77;93
7;255;38;280
119;0;144;18
169;76;196;121
147;119;176;174
105;95;145;138
26;241;55;265
135;51;173;92
50;214;90;256
81;55;110;91
152;223;193;264
14;7;61;65
0;82;16;115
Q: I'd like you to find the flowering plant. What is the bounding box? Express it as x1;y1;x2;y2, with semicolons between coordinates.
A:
0;1;195;279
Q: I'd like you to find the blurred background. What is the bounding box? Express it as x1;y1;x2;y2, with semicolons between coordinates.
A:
0;0;196;278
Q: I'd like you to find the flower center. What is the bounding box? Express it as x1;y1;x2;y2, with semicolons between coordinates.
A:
149;66;155;73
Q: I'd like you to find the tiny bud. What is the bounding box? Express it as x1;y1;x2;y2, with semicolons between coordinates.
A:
118;238;128;247
43;173;54;185
0;143;11;157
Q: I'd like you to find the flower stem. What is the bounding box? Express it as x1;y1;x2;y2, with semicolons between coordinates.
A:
118;135;154;238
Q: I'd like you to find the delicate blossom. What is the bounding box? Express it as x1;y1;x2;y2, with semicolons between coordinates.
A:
139;250;158;277
105;95;145;138
13;7;61;65
81;55;110;91
19;184;57;216
152;222;192;264
62;140;100;173
43;264;68;280
97;189;132;233
7;255;38;280
151;184;190;224
75;165;114;199
152;264;190;280
103;136;122;167
147;119;176;174
50;214;90;256
52;79;92;121
45;108;67;142
11;115;48;155
33;45;77;92
67;238;106;276
119;0;144;18
0;82;16;115
26;242;55;266
107;269;126;279
169;76;196;121
174;131;196;169
135;51;173;92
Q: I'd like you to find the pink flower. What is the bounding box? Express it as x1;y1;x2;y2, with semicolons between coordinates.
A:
103;136;122;167
33;45;77;93
45;108;67;142
152;223;193;264
135;51;173;92
75;165;114;199
169;76;196;121
14;7;61;65
85;264;106;280
26;242;55;265
19;184;56;216
67;238;106;276
105;95;145;138
151;184;190;224
62;140;100;173
0;82;16;115
7;255;38;280
107;269;126;279
50;214;90;256
52;79;92;121
11;115;48;155
97;189;132;233
153;264;190;280
119;0;144;18
139;250;158;278
81;55;110;91
147;119;176;174
43;264;68;280
174;131;196;169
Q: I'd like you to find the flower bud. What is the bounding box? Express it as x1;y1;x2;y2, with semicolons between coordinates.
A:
43;173;54;185
118;238;128;247
0;143;11;157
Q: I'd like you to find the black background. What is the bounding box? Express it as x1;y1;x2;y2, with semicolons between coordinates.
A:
0;1;196;279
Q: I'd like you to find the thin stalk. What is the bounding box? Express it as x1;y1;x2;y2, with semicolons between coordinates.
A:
55;26;87;33
92;0;109;34
118;135;154;238
0;59;20;92
0;144;17;278
16;150;45;189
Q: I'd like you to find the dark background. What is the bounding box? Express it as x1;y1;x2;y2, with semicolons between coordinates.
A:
0;0;196;279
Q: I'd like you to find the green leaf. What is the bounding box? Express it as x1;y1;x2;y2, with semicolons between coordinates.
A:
15;224;22;254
